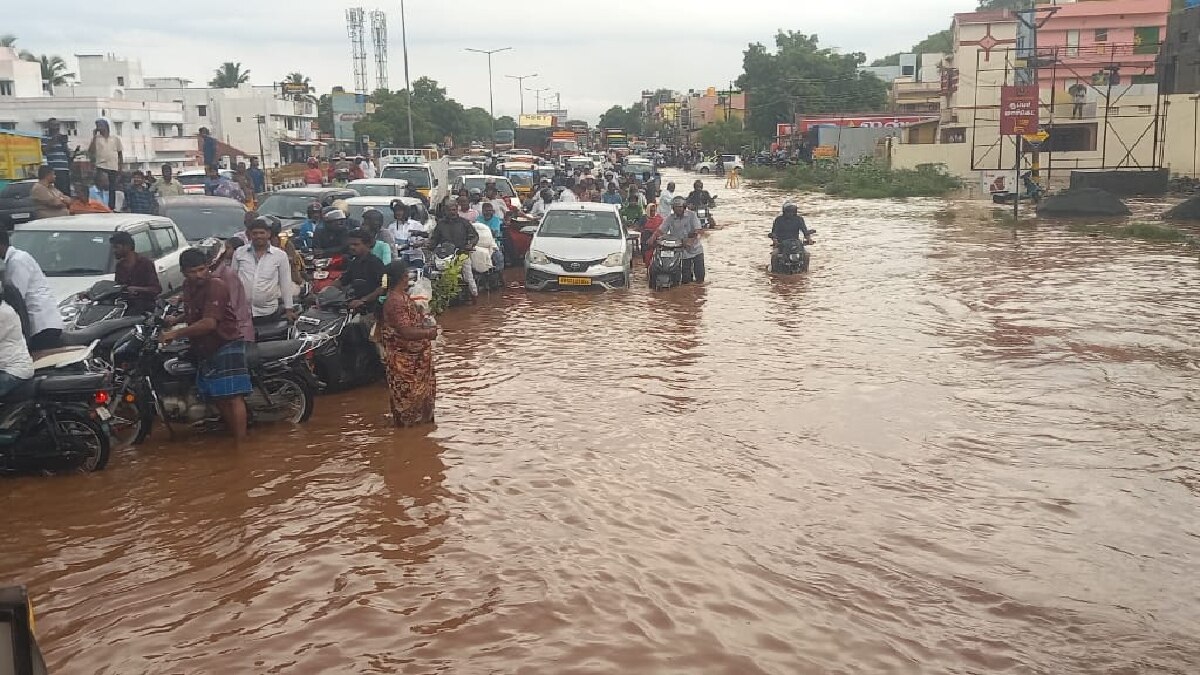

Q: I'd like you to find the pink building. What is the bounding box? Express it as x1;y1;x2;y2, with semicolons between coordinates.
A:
1036;0;1169;90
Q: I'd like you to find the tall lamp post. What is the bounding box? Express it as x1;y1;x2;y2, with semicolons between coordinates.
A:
254;115;266;166
528;86;550;113
400;0;415;147
505;73;537;116
465;47;511;138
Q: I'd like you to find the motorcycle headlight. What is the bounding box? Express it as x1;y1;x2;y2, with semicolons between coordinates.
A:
58;295;84;322
603;252;624;267
529;250;550;265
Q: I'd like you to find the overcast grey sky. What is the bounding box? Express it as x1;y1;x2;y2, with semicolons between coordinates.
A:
7;0;972;121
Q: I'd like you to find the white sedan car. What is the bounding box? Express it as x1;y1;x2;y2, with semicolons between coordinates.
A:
524;202;633;291
693;154;744;174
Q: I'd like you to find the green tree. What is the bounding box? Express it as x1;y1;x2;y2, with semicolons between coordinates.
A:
285;72;310;86
0;35;17;48
496;115;516;130
738;31;887;141
355;76;501;147
872;27;953;66
209;61;251;88
35;55;73;87
697;118;751;153
598;104;645;135
977;0;1022;9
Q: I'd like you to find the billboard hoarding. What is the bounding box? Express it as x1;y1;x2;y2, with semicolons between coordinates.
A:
519;114;555;128
1000;86;1039;135
796;115;936;133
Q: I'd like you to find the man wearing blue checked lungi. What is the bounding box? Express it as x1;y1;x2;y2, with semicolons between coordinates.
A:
161;248;252;441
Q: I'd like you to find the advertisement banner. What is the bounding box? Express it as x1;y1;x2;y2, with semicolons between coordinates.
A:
776;123;796;138
796;115;935;132
519;114;554;128
1000;86;1039;135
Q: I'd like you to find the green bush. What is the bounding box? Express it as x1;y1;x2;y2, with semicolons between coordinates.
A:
743;160;961;198
430;254;465;314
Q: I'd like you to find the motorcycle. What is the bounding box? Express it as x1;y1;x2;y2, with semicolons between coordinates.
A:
649;239;685;290
59;281;150;362
108;306;321;445
290;286;381;392
310;253;349;293
770;230;817;274
0;343;114;473
430;241;503;300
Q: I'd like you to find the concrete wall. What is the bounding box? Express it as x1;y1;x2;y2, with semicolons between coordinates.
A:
0;48;43;98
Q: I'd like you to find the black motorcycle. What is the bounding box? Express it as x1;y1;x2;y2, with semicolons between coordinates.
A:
290;286;381;391
109;306;322;445
770;229;817;274
59;281;149;362
649;239;685;290
0;346;113;473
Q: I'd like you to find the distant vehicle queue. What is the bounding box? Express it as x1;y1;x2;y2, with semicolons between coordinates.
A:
0;126;813;476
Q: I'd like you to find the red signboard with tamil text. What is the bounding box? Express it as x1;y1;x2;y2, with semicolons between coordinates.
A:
1000;86;1039;135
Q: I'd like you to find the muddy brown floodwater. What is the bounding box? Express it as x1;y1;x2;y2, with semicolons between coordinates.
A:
2;169;1200;674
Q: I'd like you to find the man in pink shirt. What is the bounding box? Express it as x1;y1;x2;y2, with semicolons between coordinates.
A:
210;237;255;342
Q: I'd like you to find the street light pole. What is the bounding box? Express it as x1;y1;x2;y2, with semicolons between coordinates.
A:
505;73;537;115
528;86;550;112
400;0;415;147
254;115;266;166
465;47;511;139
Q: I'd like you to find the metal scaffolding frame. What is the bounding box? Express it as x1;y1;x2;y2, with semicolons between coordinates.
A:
969;43;1165;184
370;10;389;94
346;7;369;96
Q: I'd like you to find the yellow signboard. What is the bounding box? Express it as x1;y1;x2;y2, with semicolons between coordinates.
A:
519;114;554;128
1022;130;1049;143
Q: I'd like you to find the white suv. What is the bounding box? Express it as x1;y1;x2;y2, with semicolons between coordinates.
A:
524;203;632;291
10;213;188;321
693;154;744;174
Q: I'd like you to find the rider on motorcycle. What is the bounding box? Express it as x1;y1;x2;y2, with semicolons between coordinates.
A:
428;197;480;300
313;208;350;257
685;180;717;228
295;201;323;251
769;202;813;247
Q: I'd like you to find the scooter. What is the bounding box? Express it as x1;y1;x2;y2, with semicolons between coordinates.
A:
0;343;113;473
109;305;322;445
770;229;817;274
649;239;685;290
310;253;349;293
290;286;381;392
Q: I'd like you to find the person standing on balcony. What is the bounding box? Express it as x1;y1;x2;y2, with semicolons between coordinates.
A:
1069;81;1088;120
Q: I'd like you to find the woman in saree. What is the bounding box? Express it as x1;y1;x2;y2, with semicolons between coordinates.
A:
379;260;439;426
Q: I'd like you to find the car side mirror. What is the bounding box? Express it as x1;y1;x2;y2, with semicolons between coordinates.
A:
433;179;440;187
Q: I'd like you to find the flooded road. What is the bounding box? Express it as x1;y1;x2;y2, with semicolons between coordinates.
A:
3;170;1200;674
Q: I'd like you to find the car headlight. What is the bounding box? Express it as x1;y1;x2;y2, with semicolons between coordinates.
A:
603;252;624;267
529;250;550;265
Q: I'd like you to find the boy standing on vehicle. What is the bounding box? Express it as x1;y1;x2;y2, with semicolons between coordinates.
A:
111;232;162;314
161;248;251;441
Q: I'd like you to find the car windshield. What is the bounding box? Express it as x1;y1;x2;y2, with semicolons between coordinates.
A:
538;210;622;239
624;163;652;175
162;204;245;241
447;168;475;181
346;204;391;223
259;194;323;219
380;166;431;188
177;174;208;186
551;140;578;152
568;159;592;169
506;171;534;187
462;177;516;198
10;230;113;276
351;183;402;197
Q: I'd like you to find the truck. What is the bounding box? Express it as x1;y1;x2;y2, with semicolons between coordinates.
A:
514;127;553;157
378;148;449;204
493;129;515;153
549;130;580;163
0;130;43;188
603;128;629;153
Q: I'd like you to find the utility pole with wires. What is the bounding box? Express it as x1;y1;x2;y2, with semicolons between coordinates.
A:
465;47;511;137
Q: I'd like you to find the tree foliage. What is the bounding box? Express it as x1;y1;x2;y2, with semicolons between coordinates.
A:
209;62;251;88
354;76;503;147
976;0;1022;9
697;119;752;153
598;103;645;134
738;31;887;141
872;27;953;66
0;35;17;48
285;72;310;86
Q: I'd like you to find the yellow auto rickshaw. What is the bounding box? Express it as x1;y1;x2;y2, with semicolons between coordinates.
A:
500;161;536;200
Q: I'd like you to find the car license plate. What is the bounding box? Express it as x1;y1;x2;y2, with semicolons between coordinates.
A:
313;271;329;279
96;407;112;421
11;212;30;220
558;277;592;286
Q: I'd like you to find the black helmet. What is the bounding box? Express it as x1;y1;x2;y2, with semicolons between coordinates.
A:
539;188;554;202
256;214;283;235
306;201;322;215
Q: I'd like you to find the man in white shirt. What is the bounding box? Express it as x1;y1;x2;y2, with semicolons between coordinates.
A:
232;218;295;323
388;201;423;249
658;181;677;216
528;188;554;217
360;156;377;179
558;181;579;203
0;295;33;398
88;118;124;211
0;230;64;352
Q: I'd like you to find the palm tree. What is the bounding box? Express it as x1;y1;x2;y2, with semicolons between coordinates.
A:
0;35;17;48
37;55;73;88
209;62;251;88
285;72;310;86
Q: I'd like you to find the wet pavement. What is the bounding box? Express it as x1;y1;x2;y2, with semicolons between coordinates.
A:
2;169;1199;674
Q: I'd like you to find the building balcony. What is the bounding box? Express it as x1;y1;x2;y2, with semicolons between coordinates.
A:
893;80;943;96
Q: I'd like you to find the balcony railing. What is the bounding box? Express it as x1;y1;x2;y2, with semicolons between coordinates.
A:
152;136;196;153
